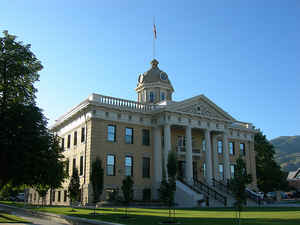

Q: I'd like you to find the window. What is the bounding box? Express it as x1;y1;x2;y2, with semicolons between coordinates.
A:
107;125;116;142
61;138;65;151
149;92;154;103
240;143;246;156
58;191;61;202
229;142;235;155
142;129;150;146
203;163;206;176
73;158;76;173
74;131;77;146
219;164;224;180
125;156;133;176
67;134;71;148
80;156;83;176
64;190;67;202
81;127;85;143
125;128;133;144
143;157;150;178
161;92;165;101
177;136;186;151
230;164;235;178
143;188;151;201
107;155;115;176
202;139;206;152
217;140;223;154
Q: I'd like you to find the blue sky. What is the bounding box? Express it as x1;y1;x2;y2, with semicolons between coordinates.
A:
1;0;299;140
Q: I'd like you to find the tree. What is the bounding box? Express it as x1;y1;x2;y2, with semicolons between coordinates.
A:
121;176;134;218
34;134;68;206
159;151;177;222
68;168;80;208
0;31;66;191
229;157;252;225
90;157;104;214
255;132;289;194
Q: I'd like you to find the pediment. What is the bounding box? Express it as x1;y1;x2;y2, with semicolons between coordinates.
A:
166;95;235;121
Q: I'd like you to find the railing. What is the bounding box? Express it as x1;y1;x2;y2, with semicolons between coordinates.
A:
89;93;158;112
212;178;230;194
193;179;227;206
245;189;262;204
231;121;254;129
176;146;201;154
212;178;262;205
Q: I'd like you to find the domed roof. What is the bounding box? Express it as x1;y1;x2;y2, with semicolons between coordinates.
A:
138;59;172;85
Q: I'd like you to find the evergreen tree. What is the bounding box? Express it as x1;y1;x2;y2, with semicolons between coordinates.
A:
90;157;104;215
121;176;134;217
255;132;289;193
68;168;80;207
159;151;177;221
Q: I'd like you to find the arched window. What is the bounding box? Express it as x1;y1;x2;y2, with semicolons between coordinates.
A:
161;92;165;101
149;92;154;103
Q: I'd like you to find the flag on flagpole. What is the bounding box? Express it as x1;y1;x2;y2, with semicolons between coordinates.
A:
153;23;157;39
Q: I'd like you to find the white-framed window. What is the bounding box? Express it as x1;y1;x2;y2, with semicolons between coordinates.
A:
240;143;246;156
218;140;223;154
161;92;165;101
107;155;115;176
229;142;235;155
230;164;235;178
203;163;206;176
177;136;186;151
219;164;224;180
125;156;133;176
202;139;206;152
125;127;133;144
149;92;154;103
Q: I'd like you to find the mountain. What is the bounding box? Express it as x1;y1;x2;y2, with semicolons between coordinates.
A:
270;136;300;172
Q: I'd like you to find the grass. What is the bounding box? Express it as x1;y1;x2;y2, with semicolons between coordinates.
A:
1;201;300;225
0;213;29;223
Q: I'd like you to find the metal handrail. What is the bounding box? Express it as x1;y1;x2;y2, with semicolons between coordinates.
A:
193;179;227;206
212;178;230;194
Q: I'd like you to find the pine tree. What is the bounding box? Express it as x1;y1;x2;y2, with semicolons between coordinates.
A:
68;168;80;208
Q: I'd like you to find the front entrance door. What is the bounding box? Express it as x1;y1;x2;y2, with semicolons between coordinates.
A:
178;161;185;179
193;161;198;180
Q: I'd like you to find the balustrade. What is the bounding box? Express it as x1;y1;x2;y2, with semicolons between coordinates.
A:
90;94;157;112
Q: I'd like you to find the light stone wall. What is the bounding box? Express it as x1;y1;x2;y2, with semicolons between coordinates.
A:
89;118;153;201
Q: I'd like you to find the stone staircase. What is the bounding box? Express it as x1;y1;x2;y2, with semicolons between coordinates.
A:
175;178;262;208
176;178;228;207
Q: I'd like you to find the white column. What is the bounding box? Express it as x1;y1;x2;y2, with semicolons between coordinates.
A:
205;129;213;184
153;126;162;199
223;132;230;181
212;134;219;180
185;125;193;183
164;124;171;179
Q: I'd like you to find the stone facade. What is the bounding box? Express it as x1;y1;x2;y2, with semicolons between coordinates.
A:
28;59;258;206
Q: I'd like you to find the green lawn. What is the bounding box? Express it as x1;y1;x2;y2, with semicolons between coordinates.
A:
1;201;300;225
0;213;29;223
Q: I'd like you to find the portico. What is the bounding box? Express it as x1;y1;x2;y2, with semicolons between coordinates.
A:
153;119;233;189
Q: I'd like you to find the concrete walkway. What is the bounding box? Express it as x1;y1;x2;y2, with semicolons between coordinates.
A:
0;204;123;225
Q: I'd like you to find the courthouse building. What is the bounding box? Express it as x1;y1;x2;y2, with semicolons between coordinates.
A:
29;59;258;207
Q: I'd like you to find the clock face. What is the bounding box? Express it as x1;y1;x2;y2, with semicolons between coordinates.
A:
160;72;168;81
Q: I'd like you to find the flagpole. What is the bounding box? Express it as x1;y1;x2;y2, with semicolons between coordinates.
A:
153;17;155;59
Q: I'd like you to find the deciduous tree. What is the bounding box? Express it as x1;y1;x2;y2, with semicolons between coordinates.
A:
229;157;252;225
121;176;134;217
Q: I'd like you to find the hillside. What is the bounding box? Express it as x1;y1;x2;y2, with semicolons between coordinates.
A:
270;136;300;172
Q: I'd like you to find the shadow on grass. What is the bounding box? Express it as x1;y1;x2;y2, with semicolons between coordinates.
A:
65;212;300;225
0;213;28;223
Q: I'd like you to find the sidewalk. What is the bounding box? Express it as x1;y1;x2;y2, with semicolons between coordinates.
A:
0;203;124;225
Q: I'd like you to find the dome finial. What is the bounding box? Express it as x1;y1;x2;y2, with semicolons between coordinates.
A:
150;59;159;68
